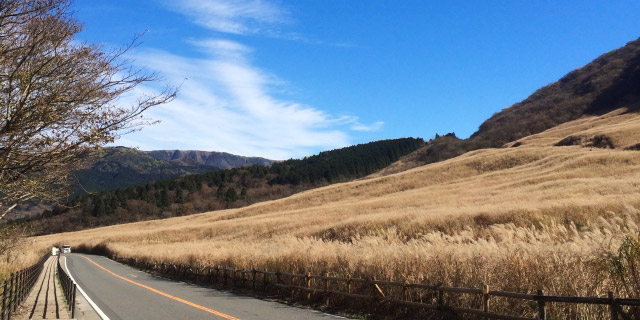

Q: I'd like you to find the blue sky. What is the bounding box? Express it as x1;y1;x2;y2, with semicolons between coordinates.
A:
72;0;640;160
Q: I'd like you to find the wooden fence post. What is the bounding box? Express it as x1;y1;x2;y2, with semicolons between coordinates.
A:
263;269;268;291
9;274;15;314
402;281;408;301
289;274;295;300
482;284;490;312
346;275;351;294
323;272;329;306
252;269;257;291
232;269;237;288
233;269;238;288
608;291;619;320
2;279;7;320
306;272;311;301
537;289;546;320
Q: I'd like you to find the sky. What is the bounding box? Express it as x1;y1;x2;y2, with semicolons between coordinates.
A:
72;0;640;160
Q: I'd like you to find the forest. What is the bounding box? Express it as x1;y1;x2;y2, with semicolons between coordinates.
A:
19;138;424;234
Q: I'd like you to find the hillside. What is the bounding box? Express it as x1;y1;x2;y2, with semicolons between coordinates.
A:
73;147;218;194
4;147;274;221
75;147;274;194
27;108;640;318
21;138;424;234
378;37;640;174
470;37;640;148
12;35;640;319
146;150;273;169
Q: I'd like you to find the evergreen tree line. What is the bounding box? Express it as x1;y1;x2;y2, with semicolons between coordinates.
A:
28;138;424;233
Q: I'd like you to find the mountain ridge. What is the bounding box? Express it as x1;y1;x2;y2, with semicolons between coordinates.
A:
380;36;640;174
145;149;273;169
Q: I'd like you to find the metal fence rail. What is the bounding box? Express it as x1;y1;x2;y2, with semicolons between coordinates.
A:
56;256;76;319
0;253;48;320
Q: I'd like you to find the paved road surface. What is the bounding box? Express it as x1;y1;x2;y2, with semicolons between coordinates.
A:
62;253;347;320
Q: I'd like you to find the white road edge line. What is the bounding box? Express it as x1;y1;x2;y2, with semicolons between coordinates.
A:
63;255;112;320
80;255;348;319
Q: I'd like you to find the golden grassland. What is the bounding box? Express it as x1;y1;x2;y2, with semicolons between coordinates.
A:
7;108;640;318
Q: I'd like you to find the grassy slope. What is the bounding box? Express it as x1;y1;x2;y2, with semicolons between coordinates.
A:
19;108;640;318
371;37;640;176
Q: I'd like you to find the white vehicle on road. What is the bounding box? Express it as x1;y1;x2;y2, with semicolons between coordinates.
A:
61;244;71;253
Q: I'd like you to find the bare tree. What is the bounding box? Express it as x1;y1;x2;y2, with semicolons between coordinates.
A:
0;0;177;219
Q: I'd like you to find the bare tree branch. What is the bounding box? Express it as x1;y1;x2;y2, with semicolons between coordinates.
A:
0;0;177;219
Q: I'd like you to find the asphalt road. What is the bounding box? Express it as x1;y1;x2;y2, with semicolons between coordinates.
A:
62;253;347;320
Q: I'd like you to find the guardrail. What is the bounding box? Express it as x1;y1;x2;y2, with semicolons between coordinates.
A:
0;253;48;320
111;257;640;320
56;256;76;319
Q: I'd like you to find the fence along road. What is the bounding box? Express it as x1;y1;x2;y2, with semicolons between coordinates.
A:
62;253;347;320
16;256;69;320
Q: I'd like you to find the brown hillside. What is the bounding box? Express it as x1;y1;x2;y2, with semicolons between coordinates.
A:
16;108;640;317
471;37;640;147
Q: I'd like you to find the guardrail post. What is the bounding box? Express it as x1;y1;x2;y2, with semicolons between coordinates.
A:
537;289;546;320
482;284;490;312
608;291;618;320
71;285;76;319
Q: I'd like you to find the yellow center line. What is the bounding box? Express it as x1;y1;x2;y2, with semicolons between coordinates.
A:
79;255;241;320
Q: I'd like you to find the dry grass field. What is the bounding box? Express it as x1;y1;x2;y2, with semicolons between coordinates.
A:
8;108;640;318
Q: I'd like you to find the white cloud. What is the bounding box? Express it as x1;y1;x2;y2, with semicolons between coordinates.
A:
116;39;381;159
166;0;289;35
352;121;384;132
165;0;354;47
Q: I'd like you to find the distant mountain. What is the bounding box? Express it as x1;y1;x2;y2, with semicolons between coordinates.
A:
74;147;274;194
146;150;273;169
470;37;640;148
24;138;425;234
397;37;640;168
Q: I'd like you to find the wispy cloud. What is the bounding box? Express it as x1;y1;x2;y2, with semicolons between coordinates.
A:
119;39;381;159
352;121;384;132
164;0;354;47
165;0;290;35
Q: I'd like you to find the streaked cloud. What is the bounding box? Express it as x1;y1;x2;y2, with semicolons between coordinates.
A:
165;0;290;35
164;0;354;47
352;121;384;132
119;39;381;159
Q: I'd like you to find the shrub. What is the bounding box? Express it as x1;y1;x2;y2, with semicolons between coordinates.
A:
606;234;640;298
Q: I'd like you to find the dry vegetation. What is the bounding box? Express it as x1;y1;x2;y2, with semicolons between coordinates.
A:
7;108;640;318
